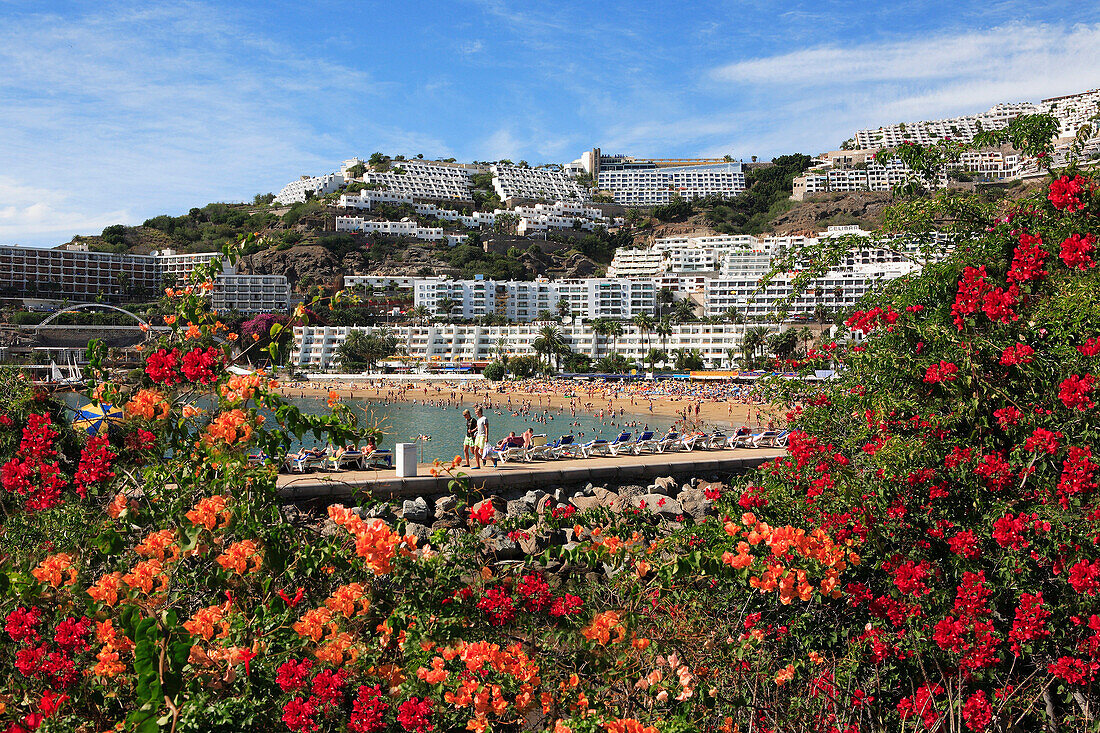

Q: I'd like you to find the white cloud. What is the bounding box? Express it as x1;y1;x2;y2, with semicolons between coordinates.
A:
0;2;430;246
710;22;1100;88
597;22;1100;160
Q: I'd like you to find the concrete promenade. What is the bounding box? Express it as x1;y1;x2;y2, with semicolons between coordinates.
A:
276;448;786;500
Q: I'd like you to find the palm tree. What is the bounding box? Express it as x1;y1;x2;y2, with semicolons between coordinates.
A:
533;324;567;372
645;348;667;372
632;313;654;355
409;305;431;325
673;298;696;322
590;318;608;361
655;317;673;353
798;326;814;355
723;306;744;324
656;287;675;318
726;347;739;369
435;297;457;321
607;320;624;358
742;326;771;368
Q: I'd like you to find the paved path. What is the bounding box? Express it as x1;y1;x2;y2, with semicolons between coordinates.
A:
276;448;786;500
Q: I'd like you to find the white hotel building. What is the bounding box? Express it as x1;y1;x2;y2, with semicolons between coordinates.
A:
292;322;754;371
356;160;477;203
597;161;746;206
413;277;656;322
491;165;590;202
275;173;346;204
211;275;292;315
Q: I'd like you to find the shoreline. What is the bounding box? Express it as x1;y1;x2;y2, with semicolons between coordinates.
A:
276;378;782;430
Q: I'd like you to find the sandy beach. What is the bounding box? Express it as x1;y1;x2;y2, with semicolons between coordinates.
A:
276;378;782;429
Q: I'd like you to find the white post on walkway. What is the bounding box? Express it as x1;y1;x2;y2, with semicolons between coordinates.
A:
395;443;418;477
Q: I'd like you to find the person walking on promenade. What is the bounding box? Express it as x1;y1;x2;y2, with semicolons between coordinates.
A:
474;406;489;469
462;409;476;467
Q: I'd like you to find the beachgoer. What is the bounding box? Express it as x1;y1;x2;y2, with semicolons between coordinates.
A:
521;427;534;448
474;406;488;469
462;409;476;467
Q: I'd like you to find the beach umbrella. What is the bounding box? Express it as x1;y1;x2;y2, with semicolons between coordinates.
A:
71;403;125;436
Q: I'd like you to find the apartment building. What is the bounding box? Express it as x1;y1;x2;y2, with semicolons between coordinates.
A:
853;102;1040;149
0;246;162;302
211;275;291;315
292;322;753;371
704;262;919;319
343;275;438;291
355;160;476;203
606;248;666;277
0;245;237;303
157;250;234;284
597;161;746;206
275;173;345;204
491;165;589;202
412;276;659;322
335;217;451;243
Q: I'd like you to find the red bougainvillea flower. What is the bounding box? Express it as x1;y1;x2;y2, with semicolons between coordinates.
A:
1048;174;1087;212
924;361;958;384
1000;343;1034;366
1059;374;1096;410
962;690;992;731
1061;233;1097;269
396;696;434;733
1007;232;1048;284
144;348;180;384
469;501;496;525
180;346;223;384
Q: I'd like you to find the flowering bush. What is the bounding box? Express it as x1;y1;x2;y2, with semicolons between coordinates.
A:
2;174;1100;732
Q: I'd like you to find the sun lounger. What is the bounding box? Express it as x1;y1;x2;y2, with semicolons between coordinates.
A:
701;432;727;450
549;435;576;458
361;448;393;468
521;434;549;461
754;429;790;448
680;432;708;451
499;444;528;463
578;438;610;457
629;431;657;454
285;448;326;473
654;431;681;452
607;432;634;456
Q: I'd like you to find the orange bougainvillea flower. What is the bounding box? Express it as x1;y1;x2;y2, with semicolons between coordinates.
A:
215;540;262;575
775;664;795;686
220;373;263;404
327;505;414;575
226;332;239;341
134;529;180;564
327;390;340;408
124;389;170;420
33;553;78;587
604;720;659;733
417;656;450;684
183;602;231;641
324;583;370;617
87;572;124;607
203;409;253;448
185;323;202;340
94;619;133;678
105;492;130;519
163;315;177;325
121;559;168;595
315;631;358;666
582;610;626;646
186;495;231;531
293;607;336;643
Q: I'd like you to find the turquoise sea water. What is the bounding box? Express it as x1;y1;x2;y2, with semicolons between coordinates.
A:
292;396;677;462
60;392;677;463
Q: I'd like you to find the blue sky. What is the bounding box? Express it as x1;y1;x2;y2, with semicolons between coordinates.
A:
2;0;1099;246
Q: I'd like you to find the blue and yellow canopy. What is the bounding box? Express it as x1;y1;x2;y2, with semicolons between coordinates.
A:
72;403;125;436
